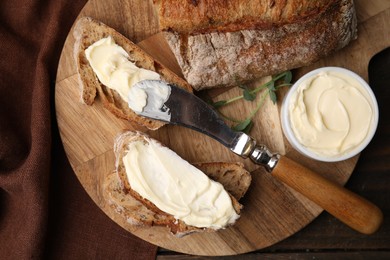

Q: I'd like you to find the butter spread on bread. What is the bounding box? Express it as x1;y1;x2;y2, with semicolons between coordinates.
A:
153;0;357;89
103;161;251;236
85;36;161;107
73;17;192;130
122;136;239;229
113;131;246;235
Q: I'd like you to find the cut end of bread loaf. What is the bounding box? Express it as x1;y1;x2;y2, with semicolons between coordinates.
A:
73;17;193;130
106;130;251;236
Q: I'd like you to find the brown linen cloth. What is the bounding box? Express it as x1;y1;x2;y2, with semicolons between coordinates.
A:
0;0;158;259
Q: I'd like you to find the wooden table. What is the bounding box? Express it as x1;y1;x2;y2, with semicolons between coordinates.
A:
56;0;390;258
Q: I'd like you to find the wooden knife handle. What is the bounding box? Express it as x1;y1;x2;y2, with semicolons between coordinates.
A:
271;156;383;234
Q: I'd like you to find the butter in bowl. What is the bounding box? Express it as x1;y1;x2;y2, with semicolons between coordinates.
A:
281;67;379;162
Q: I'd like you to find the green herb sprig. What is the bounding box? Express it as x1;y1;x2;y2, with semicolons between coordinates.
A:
211;71;292;133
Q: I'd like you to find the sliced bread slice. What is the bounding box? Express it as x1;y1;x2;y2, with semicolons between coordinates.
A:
105;130;251;236
73;17;193;130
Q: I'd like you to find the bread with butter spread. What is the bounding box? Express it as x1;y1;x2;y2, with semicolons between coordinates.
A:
153;0;357;89
73;17;192;130
104;131;251;236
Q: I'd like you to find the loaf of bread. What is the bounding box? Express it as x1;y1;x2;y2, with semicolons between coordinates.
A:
153;0;357;90
73;17;193;130
107;131;251;236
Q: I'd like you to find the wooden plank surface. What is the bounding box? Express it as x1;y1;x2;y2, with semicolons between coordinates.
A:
55;0;390;256
157;252;390;260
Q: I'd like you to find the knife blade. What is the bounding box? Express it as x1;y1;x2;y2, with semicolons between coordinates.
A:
154;80;239;149
130;80;279;171
131;79;383;235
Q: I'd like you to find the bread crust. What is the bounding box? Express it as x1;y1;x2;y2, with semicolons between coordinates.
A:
73;17;193;130
110;131;249;236
154;0;357;90
154;0;337;34
194;162;251;200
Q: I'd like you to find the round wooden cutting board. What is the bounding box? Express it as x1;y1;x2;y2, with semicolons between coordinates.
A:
55;0;387;256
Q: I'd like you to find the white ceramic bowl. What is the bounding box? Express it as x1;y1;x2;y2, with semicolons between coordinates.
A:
281;67;379;162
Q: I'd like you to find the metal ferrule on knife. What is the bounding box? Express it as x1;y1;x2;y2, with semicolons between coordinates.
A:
231;132;280;172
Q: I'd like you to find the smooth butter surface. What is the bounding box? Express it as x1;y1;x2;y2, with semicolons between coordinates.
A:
85;36;160;109
288;71;374;157
123;137;239;229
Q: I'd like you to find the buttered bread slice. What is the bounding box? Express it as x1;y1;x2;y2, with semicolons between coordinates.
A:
73;17;192;130
110;131;251;235
103;161;251;236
